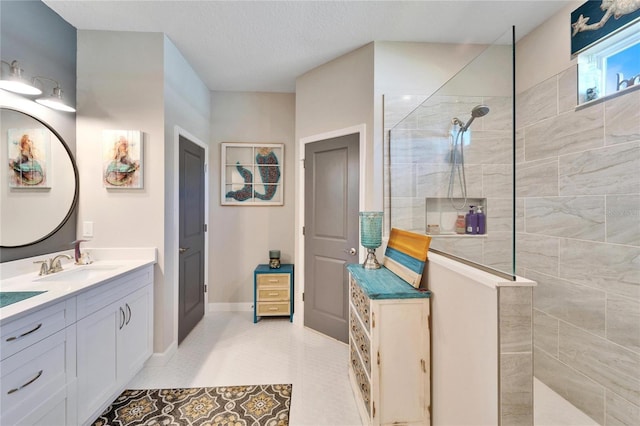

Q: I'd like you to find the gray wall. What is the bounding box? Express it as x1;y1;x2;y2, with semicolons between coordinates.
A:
516;66;640;426
515;3;640;424
76;30;211;354
209;91;295;306
0;0;77;262
163;35;211;350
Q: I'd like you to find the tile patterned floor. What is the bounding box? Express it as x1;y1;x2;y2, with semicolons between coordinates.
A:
128;312;362;425
129;311;598;426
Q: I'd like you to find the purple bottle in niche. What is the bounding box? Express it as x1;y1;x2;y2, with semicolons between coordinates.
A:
476;205;486;235
466;206;478;235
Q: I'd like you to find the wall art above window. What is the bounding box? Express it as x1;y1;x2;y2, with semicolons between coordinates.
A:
571;1;640;104
571;0;640;56
221;142;283;206
102;130;144;189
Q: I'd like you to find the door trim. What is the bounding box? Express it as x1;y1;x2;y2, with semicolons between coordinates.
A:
296;124;366;328
173;126;209;345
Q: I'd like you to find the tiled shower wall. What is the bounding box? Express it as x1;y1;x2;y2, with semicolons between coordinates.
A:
385;94;514;274
516;65;640;425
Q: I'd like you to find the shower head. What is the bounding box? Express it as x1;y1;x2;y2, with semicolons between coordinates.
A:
461;104;490;131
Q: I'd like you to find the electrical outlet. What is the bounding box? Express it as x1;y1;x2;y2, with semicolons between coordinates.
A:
83;221;94;238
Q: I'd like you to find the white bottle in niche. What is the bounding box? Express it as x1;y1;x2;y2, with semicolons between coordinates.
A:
476;206;486;235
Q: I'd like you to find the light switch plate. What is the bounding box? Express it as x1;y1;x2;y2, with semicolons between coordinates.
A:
83;221;94;237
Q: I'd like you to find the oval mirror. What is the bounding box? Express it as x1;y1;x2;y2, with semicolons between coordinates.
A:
0;108;79;248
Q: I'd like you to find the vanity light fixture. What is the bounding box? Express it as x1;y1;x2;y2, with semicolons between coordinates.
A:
34;77;76;113
0;60;43;95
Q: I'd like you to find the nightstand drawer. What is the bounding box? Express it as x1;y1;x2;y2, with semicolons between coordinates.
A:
256;302;290;316
257;288;290;301
257;274;290;287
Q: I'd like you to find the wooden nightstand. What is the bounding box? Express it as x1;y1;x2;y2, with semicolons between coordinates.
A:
253;264;294;323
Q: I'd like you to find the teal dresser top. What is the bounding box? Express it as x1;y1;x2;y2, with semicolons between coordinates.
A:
347;264;430;300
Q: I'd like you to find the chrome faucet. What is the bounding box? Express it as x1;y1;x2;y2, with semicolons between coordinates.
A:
49;254;73;273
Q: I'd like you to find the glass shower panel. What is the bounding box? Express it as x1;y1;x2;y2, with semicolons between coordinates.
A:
384;28;515;276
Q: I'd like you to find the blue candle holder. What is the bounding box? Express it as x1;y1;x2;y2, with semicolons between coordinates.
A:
360;211;383;269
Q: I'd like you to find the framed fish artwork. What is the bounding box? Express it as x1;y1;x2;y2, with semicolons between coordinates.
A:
221;143;284;206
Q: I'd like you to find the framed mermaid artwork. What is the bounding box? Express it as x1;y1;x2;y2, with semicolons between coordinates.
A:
7;128;51;188
221;142;284;206
102;130;143;189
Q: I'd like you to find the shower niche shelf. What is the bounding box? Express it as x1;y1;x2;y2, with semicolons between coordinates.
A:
425;197;487;236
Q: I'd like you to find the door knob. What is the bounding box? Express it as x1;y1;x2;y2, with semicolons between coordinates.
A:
179;247;190;253
345;248;357;256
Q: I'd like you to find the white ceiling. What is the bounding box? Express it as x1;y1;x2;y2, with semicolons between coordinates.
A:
43;0;571;93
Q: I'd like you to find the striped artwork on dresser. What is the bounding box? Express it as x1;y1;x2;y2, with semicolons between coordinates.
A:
383;228;431;288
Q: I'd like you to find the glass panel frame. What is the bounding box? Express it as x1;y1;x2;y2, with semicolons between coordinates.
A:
384;27;516;278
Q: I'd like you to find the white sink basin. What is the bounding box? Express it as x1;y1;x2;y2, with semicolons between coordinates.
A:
35;265;121;282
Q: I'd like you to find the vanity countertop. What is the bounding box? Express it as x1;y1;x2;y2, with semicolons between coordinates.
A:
0;248;156;324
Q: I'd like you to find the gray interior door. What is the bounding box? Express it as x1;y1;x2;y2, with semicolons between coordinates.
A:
178;135;206;344
304;133;359;343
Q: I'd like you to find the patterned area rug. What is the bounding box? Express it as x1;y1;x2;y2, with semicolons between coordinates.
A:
92;384;292;426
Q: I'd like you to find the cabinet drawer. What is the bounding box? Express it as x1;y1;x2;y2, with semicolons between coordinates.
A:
257;274;290;288
350;276;370;332
350;306;371;374
350;344;371;417
256;302;290;316
257;288;290;302
1;300;74;361
10;387;70;426
76;266;152;320
1;329;70;424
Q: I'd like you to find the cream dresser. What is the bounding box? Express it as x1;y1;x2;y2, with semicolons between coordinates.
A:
347;264;431;426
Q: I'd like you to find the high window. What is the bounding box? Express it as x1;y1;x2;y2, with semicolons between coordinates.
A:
577;21;640;105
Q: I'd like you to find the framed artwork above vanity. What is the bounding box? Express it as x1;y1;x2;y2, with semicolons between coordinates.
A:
102;130;144;189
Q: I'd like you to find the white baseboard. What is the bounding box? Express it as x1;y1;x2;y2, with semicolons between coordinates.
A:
145;341;177;367
208;302;253;312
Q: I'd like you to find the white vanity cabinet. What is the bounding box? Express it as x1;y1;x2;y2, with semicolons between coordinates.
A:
0;300;77;426
347;265;431;426
76;265;153;425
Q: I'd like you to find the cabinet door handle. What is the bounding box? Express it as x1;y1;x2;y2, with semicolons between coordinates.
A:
268;279;279;283
268;292;279;296
125;303;132;325
119;307;125;329
5;323;42;342
7;370;43;395
268;307;279;311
